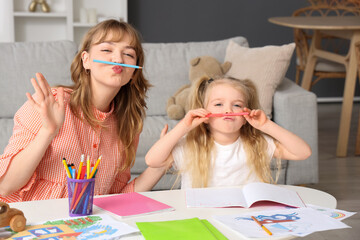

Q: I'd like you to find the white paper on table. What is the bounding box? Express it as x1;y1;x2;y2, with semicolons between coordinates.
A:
186;182;306;208
306;204;357;221
213;208;350;238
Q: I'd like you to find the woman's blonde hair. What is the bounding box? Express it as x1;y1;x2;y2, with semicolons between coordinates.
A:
183;75;281;187
65;20;150;171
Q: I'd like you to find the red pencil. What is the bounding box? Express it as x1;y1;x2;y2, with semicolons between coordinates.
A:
206;112;249;118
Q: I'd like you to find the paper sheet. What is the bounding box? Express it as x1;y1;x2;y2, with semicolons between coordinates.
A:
214;208;350;238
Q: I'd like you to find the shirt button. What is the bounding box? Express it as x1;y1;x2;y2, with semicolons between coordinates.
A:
93;144;97;148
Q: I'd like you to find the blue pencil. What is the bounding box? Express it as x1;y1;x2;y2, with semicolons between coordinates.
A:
93;59;142;69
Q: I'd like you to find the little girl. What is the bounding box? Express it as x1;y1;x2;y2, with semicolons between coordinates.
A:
146;76;312;188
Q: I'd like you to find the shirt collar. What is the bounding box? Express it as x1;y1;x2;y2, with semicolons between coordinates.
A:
93;101;115;121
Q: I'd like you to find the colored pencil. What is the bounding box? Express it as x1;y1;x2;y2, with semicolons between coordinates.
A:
93;59;142;69
89;155;102;179
72;182;90;211
77;154;84;179
206;112;249;118
62;158;72;178
86;155;90;179
70;154;85;209
251;216;272;236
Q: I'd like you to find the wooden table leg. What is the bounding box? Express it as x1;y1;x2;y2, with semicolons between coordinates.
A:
336;32;360;157
301;30;321;90
356;111;360;155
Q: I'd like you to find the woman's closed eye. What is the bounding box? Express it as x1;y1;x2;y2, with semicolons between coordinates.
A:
123;52;135;58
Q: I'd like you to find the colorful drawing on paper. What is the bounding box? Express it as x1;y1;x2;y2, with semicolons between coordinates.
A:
214;208;350;238
306;204;356;221
7;214;138;240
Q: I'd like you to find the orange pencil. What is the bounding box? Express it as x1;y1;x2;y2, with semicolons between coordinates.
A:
77;154;85;179
251;216;272;236
71;182;90;211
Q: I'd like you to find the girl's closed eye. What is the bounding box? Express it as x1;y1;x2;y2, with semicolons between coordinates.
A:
101;49;111;52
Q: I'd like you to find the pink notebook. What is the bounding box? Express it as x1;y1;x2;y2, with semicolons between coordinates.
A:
93;192;174;218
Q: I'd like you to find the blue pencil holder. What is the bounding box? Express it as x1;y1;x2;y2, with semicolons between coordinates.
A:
67;177;96;217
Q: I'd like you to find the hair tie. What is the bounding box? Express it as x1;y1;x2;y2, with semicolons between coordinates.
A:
208;78;214;84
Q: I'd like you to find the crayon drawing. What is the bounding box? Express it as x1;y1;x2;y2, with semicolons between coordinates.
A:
214;208;350;238
8;214;138;240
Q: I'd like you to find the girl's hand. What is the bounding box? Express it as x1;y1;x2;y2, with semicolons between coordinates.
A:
243;107;268;130
26;73;65;137
181;108;209;132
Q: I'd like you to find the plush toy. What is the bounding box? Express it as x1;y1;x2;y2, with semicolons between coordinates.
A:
166;56;232;120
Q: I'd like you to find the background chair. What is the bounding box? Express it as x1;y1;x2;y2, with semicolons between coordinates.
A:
355;41;360;155
292;1;360;89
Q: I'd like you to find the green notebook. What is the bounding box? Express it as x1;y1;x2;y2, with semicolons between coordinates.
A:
136;217;227;240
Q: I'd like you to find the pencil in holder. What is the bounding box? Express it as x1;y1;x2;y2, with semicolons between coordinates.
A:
67;177;95;217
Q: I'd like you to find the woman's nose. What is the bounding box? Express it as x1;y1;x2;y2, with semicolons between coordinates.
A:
112;52;123;63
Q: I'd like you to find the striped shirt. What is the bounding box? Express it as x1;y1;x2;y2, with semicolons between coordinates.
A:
0;88;136;202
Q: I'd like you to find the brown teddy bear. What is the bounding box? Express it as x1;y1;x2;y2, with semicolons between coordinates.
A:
166;56;232;120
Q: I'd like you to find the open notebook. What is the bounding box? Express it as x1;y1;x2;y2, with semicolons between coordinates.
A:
93;192;174;218
186;182;306;208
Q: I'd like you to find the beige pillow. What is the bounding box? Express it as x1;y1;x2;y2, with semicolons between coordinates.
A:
225;41;295;118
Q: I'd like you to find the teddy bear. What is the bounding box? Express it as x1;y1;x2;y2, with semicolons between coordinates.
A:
166;56;232;120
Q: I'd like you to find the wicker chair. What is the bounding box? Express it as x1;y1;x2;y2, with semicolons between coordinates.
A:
293;1;360;88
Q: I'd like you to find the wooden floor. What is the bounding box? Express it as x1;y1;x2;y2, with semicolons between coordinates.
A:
302;102;360;240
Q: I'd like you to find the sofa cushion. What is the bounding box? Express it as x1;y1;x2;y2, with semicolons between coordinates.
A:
0;40;78;118
224;41;295;118
142;36;248;116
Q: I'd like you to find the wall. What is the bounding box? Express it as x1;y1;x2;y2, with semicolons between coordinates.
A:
128;0;359;99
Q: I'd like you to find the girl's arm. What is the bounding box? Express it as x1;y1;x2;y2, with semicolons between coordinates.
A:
243;108;312;160
0;73;65;196
145;108;209;168
134;166;168;192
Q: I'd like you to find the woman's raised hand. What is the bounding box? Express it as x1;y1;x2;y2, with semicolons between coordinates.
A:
26;73;65;137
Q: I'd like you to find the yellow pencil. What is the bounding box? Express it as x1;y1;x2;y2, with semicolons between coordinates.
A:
89;155;102;179
77;154;84;179
86;155;90;179
251;216;272;236
62;158;72;178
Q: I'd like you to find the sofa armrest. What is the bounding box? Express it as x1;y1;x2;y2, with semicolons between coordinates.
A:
273;78;318;185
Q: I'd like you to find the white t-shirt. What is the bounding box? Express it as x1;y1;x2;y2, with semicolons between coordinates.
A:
172;135;276;189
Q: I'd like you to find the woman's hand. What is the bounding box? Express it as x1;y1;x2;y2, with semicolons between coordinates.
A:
26;73;65;137
243;107;269;130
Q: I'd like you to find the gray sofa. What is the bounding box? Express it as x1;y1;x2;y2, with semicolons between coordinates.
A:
0;37;318;191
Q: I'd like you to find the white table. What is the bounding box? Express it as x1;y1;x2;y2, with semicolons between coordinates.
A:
8;185;336;240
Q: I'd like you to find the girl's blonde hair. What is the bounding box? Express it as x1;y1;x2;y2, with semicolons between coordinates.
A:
184;75;281;187
65;20;151;171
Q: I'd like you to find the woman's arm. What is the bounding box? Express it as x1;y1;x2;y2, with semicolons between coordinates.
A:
243;108;312;160
0;73;65;196
145;108;209;168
